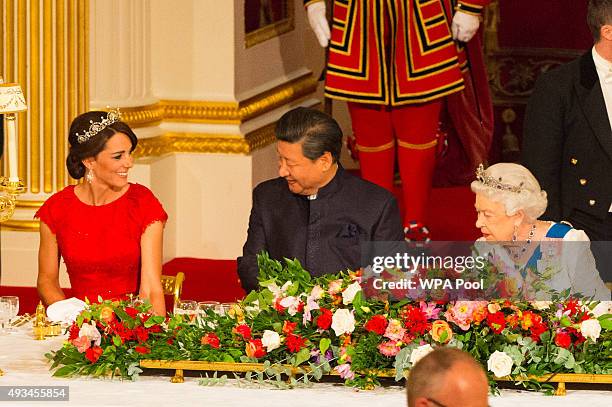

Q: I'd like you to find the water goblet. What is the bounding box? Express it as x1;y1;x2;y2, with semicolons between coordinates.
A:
2;296;19;333
174;300;198;323
0;298;10;335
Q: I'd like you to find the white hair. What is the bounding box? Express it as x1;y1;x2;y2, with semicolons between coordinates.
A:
470;163;548;221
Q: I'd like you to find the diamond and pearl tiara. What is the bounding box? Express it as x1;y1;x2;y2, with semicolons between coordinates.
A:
475;164;524;193
75;108;122;144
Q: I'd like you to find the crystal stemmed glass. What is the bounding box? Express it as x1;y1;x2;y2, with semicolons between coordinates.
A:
2;296;19;333
0;298;10;335
174;300;198;323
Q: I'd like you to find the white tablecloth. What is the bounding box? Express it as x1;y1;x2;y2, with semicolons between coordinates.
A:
0;323;610;407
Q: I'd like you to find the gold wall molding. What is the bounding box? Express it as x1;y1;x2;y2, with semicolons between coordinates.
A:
245;1;295;49
122;74;317;128
134;123;277;157
159;73;317;124
1;219;39;232
120;103;165;127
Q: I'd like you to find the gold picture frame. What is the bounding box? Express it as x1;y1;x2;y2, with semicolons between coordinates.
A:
245;0;295;48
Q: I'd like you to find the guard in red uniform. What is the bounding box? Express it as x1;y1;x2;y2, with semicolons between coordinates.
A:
306;0;491;239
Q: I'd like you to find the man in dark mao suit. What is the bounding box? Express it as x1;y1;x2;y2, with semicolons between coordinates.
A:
237;107;404;293
522;0;612;285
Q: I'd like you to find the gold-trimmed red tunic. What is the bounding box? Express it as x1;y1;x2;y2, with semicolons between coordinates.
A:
308;0;489;106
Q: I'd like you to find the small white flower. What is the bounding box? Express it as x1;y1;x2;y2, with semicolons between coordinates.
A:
531;301;552;310
487;351;513;378
279;296;301;316
266;281;293;300
580;319;602;342
79;322;101;346
342;282;362;305
409;344;434;366
591;301;612;318
328;279;343;295
310;285;325;300
261;330;281;352
331;308;355;336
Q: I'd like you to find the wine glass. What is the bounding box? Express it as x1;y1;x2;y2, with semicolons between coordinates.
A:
198;301;220;316
173;300;198;323
215;303;232;316
0;297;10;335
3;296;19;333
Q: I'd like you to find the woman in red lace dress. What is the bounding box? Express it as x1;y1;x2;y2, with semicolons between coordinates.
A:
36;110;168;315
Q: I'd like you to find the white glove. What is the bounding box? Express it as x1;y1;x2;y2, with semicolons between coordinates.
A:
451;11;480;43
46;297;87;324
307;2;331;48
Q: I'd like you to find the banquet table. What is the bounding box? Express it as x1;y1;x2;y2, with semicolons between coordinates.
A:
0;323;610;407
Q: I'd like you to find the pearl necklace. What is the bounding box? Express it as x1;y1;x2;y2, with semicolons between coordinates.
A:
511;223;537;260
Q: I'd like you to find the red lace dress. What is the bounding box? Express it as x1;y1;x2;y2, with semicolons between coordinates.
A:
35;183;168;302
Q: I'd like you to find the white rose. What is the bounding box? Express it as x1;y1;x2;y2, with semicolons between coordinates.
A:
580;319;601;342
487;351;513;378
279;296;301;316
409;344;434;366
591;301;611;318
342;282;362;305
79;322;101;346
310;285;325;300
531;301;552;311
331;309;355;336
261;330;281;352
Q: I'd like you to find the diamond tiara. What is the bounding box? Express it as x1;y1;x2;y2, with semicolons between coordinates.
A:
75;108;122;144
475;164;524;193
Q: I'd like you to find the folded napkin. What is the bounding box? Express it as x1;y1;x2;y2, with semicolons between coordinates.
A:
46;297;87;324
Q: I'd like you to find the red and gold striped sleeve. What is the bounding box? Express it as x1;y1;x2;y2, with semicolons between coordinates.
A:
456;0;491;16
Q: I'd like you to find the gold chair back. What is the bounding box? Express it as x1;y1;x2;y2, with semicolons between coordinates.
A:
161;272;185;310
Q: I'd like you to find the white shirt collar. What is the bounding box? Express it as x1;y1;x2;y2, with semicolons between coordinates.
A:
592;47;612;83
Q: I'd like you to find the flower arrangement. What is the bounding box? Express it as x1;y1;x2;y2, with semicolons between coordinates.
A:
48;253;612;392
46;297;166;379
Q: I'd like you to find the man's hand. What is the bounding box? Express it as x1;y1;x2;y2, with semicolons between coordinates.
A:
451;11;480;43
307;2;331;48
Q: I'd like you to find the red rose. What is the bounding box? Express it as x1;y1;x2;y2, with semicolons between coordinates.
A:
364;315;388;335
233;324;252;340
297;301;305;313
85;346;103;363
555;331;572;349
201;333;220;348
135;345;151;354
245;339;266;358
124;307;139;318
166;338;174;345
315;308;333;330
486;312;506;334
148;324;162;334
286;333;306;353
282;320;297;335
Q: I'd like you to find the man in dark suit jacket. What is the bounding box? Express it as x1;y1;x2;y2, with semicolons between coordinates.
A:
237;107;404;293
522;0;612;284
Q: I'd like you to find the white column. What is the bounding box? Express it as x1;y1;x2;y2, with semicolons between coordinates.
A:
89;0;157;107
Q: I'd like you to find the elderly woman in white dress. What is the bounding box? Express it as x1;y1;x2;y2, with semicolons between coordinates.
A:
471;163;609;301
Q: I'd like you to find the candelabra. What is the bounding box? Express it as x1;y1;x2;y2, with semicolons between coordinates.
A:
0;79;28;376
